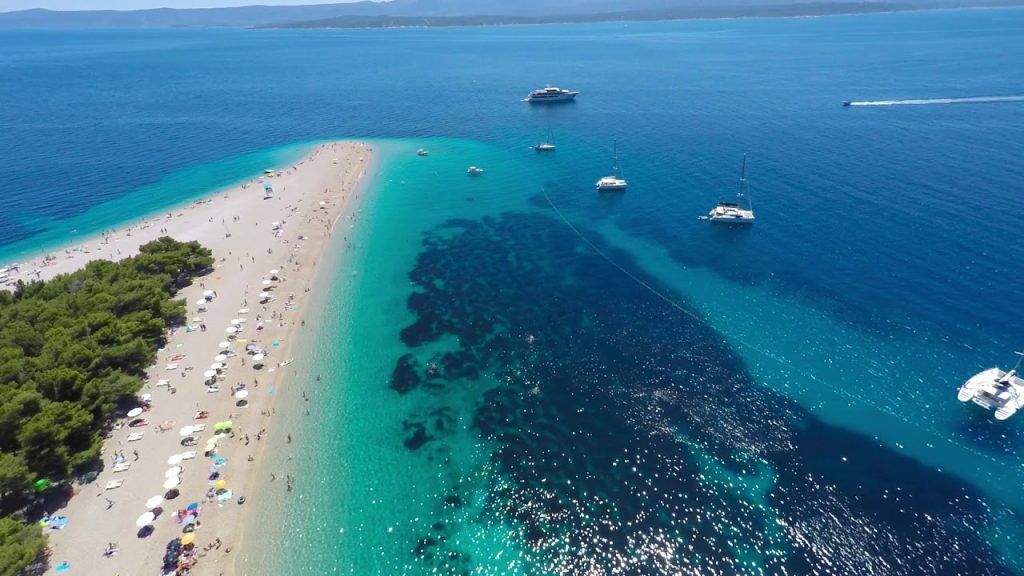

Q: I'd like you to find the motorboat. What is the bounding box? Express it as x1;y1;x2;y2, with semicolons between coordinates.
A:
958;352;1024;420
595;140;627;192
467;166;484;175
417;148;428;156
524;86;579;103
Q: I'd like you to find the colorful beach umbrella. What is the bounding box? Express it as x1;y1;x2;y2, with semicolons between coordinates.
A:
180;533;195;546
214;479;226;490
33;478;50;492
213;421;233;431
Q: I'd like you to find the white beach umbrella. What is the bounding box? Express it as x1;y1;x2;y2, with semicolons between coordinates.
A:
230;319;244;326
136;512;156;527
167;454;183;465
259;292;270;298
163;476;180;490
202;290;215;298
165;466;182;478
269;269;279;275
210;362;224;370
225;326;238;334
202;370;217;379
214;354;228;362
179;426;194;437
127;407;144;418
195;299;208;306
218;341;231;349
234;389;249;399
252;353;265;362
261;280;272;286
145;496;164;509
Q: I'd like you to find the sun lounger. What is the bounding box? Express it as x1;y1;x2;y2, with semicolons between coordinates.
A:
165;363;179;370
155;379;170;387
237;308;249;314
126;432;144;442
207;387;219;393
104;480;124;491
112;463;131;473
180;451;197;460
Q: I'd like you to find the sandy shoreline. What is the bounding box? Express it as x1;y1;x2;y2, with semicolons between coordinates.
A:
38;140;374;576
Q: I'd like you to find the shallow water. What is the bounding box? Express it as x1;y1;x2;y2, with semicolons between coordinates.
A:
5;9;1024;574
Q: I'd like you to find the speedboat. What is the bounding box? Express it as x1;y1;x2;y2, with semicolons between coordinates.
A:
467;166;484;175
842;101;852;107
595;140;627;192
417;148;428;156
958;353;1024;420
524;86;579;103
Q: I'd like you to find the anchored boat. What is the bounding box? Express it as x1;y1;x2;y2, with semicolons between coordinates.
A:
958;352;1024;420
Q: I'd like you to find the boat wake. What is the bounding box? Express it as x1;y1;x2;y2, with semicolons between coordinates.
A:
848;95;1024;107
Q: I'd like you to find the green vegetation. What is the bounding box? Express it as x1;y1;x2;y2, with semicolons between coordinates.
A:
0;237;212;573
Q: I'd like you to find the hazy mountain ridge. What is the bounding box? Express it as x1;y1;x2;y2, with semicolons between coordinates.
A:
0;0;1017;28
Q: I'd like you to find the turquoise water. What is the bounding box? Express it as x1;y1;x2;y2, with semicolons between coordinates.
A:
5;9;1024;575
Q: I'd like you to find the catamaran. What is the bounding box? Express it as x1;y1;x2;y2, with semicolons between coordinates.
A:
595;141;627;192
958;352;1024;420
702;154;755;224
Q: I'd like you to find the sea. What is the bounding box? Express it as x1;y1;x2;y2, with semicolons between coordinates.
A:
3;8;1024;575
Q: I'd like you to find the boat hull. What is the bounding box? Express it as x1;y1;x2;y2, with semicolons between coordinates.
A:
525;93;578;103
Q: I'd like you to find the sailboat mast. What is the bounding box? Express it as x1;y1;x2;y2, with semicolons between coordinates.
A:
738;153;751;210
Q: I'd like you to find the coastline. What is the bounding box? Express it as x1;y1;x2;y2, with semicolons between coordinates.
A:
223;144;382;576
0;141;316;285
39;140;375;576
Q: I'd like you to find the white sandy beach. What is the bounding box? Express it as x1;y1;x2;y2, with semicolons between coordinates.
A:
31;141;373;576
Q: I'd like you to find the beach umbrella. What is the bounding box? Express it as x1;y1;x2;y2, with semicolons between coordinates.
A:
146;495;164;509
179;426;194;436
259;292;271;298
234;389;249;399
202;290;214;298
261;280;272;286
218;341;231;349
214;479;226;490
127;407;144;418
214;354;228;362
230;319;244;326
252;353;265;362
180;533;196;546
195;299;208;306
210;362;224;371
187;502;200;511
202;370;217;379
213;421;233;431
33;478;50;492
271;221;280;227
135;512;155;527
163;476;180;490
165;466;182;478
167;454;183;465
226;327;238;334
269;269;279;275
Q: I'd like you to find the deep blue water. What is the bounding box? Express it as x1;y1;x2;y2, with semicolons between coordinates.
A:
4;9;1024;574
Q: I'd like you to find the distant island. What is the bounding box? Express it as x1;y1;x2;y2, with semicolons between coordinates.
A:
0;0;1021;29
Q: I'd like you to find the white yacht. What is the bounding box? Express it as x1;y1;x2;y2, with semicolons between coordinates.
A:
595;141;627;192
524;86;579;103
467;166;484;175
958;352;1024;420
703;155;755;224
417;148;428;156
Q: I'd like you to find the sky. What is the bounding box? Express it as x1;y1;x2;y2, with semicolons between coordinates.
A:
0;0;364;11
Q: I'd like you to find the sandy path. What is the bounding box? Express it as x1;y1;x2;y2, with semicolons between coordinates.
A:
39;141;373;576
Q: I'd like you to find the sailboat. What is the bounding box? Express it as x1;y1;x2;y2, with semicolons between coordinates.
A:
703;154;755;224
595;140;627;192
534;128;556;152
958;352;1024;420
